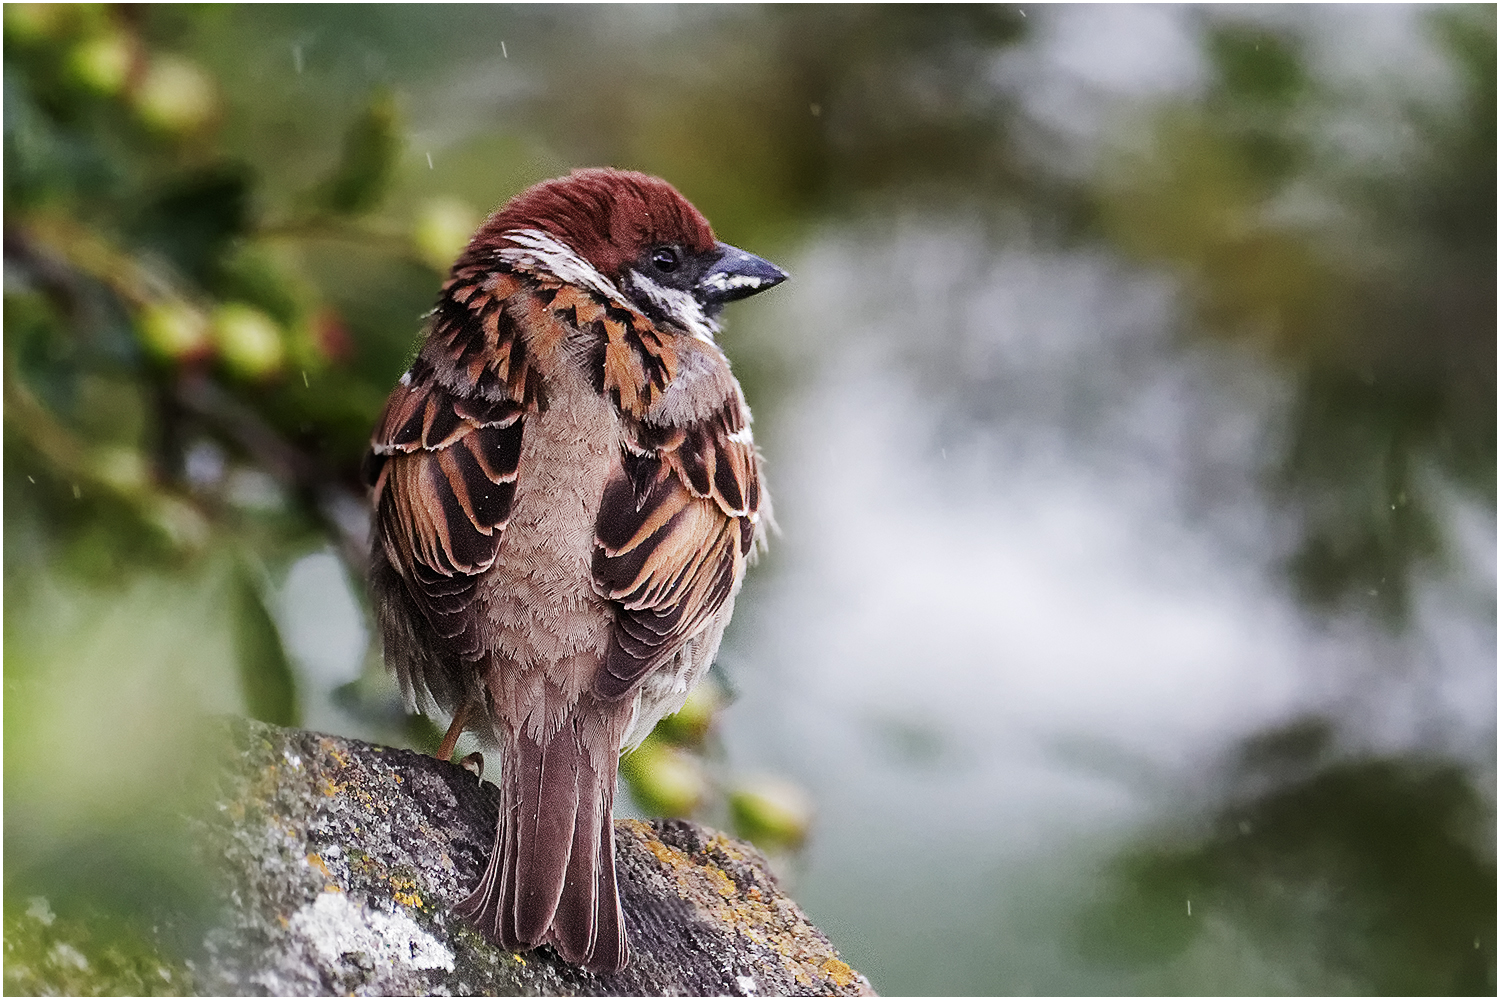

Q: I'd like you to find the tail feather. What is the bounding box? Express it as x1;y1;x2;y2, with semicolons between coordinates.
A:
587;816;628;972
546;751;628;972
457;706;629;973
512;724;581;944
454;810;504;933
548;770;600;960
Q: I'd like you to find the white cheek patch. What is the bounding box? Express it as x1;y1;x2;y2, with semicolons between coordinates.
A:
627;270;721;344
495;228;629;307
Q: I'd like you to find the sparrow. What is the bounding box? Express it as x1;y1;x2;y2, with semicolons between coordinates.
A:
363;168;786;973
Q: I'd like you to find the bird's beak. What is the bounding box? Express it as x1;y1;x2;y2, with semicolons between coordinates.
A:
696;242;789;307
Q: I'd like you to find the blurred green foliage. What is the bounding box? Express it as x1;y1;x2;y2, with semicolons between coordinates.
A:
1080;719;1496;994
4;896;197;996
1098;7;1496;623
3;3;1493;994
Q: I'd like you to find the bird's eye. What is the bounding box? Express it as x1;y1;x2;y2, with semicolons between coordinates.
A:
650;246;680;273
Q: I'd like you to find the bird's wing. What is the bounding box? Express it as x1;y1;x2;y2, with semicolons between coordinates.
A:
591;402;761;699
365;268;541;659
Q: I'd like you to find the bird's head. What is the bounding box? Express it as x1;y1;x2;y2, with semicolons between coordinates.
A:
466;168;787;340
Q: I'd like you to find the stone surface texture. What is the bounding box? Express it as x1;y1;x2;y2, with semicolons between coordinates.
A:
188;718;871;996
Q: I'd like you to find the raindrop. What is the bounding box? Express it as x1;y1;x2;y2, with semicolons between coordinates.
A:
426;152;434;170
292;44;303;74
501;41;508;59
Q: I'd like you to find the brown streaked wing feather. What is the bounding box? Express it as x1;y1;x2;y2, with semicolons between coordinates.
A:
659;402;759;520
369;373;524;654
591;415;760;699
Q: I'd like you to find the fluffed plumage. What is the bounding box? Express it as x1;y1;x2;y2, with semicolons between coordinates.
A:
364;168;785;973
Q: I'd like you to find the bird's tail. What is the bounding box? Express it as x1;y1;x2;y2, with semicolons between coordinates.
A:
455;697;629;974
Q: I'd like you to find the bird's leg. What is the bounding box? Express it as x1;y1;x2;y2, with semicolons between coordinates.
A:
436;700;472;762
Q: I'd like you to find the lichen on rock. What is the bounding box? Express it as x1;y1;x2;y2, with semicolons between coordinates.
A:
178;718;873;996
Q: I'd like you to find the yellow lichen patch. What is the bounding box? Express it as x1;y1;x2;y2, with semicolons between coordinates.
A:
705;833;749;862
643;836;690;870
819;958;856;989
703;864;737;898
320;740;350;768
317;775;344;798
387;872;424;910
622;821;864;990
306;854;332;880
637;827;743;907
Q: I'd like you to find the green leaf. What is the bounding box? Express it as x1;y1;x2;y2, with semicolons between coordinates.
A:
316;89;402;216
229;560;299;727
130;165;254;286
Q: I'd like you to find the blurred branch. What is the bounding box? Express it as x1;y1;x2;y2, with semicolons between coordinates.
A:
172;372;370;574
6;219;372;575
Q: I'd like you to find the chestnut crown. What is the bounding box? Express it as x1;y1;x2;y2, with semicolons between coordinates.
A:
470;168;714;281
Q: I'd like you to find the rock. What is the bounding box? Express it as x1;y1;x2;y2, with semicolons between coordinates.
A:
188;718;873;996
